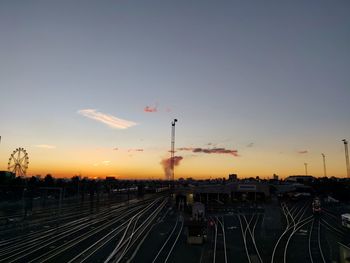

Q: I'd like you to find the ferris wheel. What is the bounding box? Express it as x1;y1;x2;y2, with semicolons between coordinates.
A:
8;148;29;176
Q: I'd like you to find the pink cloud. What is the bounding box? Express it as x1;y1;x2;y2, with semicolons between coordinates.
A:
177;147;239;157
177;147;194;151
144;105;158;113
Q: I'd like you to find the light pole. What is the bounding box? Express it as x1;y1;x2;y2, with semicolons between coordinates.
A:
321;153;327;177
170;119;178;181
342;139;350;178
304;163;308;176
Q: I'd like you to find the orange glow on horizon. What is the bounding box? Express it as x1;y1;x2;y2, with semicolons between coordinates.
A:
2;143;348;180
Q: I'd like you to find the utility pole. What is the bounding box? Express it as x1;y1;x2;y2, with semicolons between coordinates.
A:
170;119;178;181
304;163;308;176
342;139;350;178
321;153;327;177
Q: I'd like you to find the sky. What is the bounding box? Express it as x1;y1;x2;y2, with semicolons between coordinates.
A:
0;0;349;179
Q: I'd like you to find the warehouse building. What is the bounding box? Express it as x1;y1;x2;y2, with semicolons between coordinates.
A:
192;182;270;203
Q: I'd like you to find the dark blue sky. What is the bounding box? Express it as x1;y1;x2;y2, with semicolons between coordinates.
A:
0;1;349;178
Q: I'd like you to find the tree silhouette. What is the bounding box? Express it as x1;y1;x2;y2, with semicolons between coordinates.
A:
44;174;54;186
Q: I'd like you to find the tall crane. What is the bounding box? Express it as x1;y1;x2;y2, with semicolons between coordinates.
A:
170;119;178;181
342;139;350;178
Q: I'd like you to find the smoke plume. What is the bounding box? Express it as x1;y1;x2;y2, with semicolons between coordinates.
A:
160;156;183;180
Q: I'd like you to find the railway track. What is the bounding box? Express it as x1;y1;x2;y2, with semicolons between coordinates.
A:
0;196;166;263
238;213;263;263
152;214;183;263
69;198;166;263
308;218;326;263
212;216;227;263
106;198;168;263
320;209;347;237
0;194;162;246
271;201;312;263
318;208;349;262
0;198;149;252
0;198;134;241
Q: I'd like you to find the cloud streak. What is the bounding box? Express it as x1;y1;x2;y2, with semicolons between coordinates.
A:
177;147;194;151
113;147;143;152
78;109;137;129
177;147;239;157
128;148;144;152
34;144;56;149
247;142;254;148
298;150;308;154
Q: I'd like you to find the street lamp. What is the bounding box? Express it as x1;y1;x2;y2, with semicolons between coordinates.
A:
321;153;327;177
342;139;350;178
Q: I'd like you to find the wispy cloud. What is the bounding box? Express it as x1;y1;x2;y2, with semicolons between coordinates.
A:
177;147;194;151
298;150;308;154
113;147;143;152
177;147;239;157
144;105;158;113
193;147;239;156
247;142;254;148
128;148;144;152
34;144;56;149
78;109;137;129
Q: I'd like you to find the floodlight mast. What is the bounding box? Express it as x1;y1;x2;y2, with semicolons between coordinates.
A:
170;119;178;181
321;153;327;177
304;163;308;176
342;139;350;178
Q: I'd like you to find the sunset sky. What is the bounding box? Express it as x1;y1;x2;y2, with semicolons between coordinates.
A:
0;1;349;179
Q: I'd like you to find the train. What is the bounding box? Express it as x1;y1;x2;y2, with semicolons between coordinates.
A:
312;197;321;213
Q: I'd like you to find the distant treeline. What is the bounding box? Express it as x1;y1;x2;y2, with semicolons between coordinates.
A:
0;174;168;202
